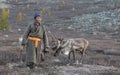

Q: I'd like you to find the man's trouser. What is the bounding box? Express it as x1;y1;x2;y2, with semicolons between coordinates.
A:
27;36;41;68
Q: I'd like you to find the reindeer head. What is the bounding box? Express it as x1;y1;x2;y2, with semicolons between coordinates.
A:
50;35;64;51
58;37;64;42
49;34;59;50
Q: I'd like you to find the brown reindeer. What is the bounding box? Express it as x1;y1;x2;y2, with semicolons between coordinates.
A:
53;38;89;64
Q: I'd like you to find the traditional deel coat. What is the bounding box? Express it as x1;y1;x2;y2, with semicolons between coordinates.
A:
22;23;49;65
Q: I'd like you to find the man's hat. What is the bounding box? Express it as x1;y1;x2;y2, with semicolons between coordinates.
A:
34;13;40;19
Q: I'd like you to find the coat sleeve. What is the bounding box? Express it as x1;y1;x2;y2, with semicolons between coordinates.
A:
21;25;31;46
43;26;49;48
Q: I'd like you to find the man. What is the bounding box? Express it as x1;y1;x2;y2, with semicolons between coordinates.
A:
21;13;49;69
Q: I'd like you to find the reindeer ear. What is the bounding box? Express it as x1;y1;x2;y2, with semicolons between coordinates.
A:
60;36;64;41
51;35;54;42
58;36;61;41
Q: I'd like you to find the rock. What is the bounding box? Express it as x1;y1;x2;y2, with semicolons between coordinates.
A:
4;35;8;38
19;37;23;44
6;63;19;69
48;31;51;33
18;28;21;31
92;32;97;35
72;7;75;11
67;26;74;30
12;42;17;45
52;59;61;62
8;28;14;32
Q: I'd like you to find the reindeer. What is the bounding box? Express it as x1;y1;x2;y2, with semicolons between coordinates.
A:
52;37;89;64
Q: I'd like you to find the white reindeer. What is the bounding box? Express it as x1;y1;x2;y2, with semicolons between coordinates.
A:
53;38;89;64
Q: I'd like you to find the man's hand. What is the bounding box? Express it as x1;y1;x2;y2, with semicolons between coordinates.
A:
44;47;50;53
20;45;25;50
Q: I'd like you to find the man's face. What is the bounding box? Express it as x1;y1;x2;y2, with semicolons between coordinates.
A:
35;16;42;24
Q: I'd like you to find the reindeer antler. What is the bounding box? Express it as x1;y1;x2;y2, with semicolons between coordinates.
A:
58;35;64;41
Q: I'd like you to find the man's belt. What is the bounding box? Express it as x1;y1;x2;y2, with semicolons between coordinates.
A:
28;36;41;48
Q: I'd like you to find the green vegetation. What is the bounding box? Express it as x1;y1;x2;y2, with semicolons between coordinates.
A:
0;8;10;31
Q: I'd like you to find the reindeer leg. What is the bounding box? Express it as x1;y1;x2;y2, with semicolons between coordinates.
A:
68;50;75;64
72;50;75;63
68;51;72;60
80;49;85;64
54;50;59;57
69;44;76;63
67;51;71;65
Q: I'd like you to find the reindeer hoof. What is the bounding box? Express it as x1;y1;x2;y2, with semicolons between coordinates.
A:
80;62;82;65
54;55;56;57
44;50;49;54
54;54;57;57
67;63;70;66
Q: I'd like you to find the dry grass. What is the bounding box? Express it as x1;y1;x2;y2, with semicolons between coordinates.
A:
17;12;23;23
47;10;51;16
40;8;46;15
15;0;18;3
26;4;30;9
